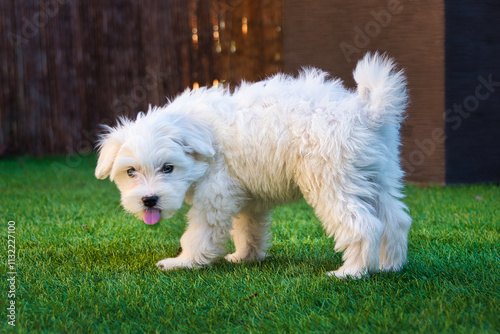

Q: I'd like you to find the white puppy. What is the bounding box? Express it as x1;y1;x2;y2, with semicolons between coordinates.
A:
95;53;412;278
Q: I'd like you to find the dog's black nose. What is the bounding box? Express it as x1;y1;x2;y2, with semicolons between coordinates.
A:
142;195;158;208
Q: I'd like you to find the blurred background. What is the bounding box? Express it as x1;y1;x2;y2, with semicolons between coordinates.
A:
1;0;499;184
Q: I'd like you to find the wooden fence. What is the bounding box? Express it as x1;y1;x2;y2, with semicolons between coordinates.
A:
2;0;499;184
0;0;282;155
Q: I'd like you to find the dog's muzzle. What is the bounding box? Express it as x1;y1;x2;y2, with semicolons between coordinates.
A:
142;195;158;208
142;196;161;225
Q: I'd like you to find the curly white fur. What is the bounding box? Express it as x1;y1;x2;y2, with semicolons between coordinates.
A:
96;52;412;278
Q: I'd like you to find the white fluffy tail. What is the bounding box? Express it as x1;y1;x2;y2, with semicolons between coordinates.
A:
353;52;408;127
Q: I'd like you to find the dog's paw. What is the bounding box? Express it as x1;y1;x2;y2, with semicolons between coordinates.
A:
224;251;267;263
156;257;198;271
326;266;369;279
224;253;243;263
379;264;402;273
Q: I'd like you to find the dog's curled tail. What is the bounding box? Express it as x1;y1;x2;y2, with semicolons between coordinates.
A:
353;52;408;127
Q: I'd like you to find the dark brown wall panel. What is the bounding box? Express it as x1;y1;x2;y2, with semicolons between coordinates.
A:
284;0;446;184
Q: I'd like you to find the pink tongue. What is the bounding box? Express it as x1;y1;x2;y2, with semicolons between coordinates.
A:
143;209;161;225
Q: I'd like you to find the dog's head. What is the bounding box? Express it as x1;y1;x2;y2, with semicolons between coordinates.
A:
95;109;215;225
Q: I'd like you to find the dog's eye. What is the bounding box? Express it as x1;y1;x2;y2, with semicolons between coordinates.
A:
127;167;136;178
161;164;174;174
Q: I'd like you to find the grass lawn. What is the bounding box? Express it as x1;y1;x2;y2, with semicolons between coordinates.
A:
1;155;499;333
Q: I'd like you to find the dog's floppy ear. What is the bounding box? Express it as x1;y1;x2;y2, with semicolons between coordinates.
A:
174;117;215;160
95;125;126;180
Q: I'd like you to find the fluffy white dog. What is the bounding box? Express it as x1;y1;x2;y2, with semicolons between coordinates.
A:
95;53;412;278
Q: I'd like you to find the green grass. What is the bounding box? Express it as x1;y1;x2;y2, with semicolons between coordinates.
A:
0;155;499;333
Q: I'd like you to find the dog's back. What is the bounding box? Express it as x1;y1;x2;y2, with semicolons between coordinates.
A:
217;53;407;207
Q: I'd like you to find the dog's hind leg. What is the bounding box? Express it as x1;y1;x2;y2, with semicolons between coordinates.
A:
297;167;384;278
316;199;383;278
225;210;272;263
377;191;412;272
316;197;384;279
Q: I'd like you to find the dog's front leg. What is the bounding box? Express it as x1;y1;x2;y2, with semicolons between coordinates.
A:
156;211;231;270
156;167;245;271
